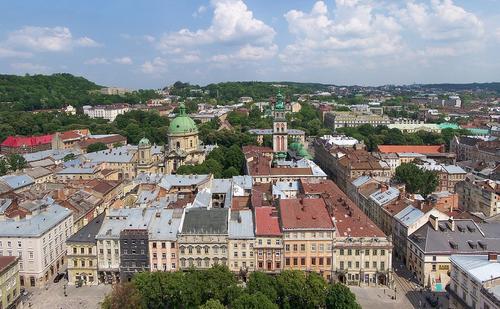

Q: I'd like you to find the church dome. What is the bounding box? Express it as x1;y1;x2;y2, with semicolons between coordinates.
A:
138;137;151;147
168;103;198;135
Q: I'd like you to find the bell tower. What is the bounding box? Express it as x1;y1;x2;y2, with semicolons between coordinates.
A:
272;91;288;159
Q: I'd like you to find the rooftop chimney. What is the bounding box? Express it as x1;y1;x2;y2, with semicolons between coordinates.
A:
488;253;498;263
429;214;439;231
447;217;455;232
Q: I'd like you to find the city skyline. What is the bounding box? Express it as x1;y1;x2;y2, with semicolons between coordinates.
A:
0;0;499;89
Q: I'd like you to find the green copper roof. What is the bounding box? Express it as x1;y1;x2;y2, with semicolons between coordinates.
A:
438;122;460;130
138;137;151;147
275;91;285;110
168;103;198;134
289;141;301;151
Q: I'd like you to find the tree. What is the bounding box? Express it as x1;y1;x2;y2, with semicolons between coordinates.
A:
276;270;323;308
325;283;361;309
63;153;76;162
199;299;225;309
6;154;27;171
395;163;438;196
86;142;108;153
247;272;278;303
222;167;239;178
0;159;8;176
231;292;278;309
101;282;144;309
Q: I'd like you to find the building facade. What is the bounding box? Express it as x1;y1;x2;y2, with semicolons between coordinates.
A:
119;229;149;282
0;257;20;309
254;207;283;273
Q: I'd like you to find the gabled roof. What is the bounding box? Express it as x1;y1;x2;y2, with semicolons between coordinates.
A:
67;212;105;243
254;207;281;236
1;134;52;147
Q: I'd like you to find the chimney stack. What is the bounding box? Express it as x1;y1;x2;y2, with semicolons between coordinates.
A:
429;214;439;231
447;217;455;232
488;253;498;263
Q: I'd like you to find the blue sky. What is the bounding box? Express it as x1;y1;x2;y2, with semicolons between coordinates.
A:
0;0;499;89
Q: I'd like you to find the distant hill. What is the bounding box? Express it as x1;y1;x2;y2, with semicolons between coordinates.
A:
169;81;331;102
419;82;500;93
0;73;159;111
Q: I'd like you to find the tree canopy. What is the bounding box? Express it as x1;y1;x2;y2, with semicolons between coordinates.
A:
395;163;439;196
102;267;362;309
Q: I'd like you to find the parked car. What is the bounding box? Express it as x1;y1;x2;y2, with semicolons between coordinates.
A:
53;273;65;283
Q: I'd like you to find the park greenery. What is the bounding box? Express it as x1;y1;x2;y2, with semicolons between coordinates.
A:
337;124;468;151
0;73;160;111
395;163;439;196
0;154;28;176
102;266;361;309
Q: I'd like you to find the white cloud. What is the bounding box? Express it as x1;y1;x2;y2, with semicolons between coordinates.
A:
399;0;484;41
158;0;276;59
114;56;133;65
10;62;49;73
4;26;99;52
280;1;403;68
211;44;278;63
140;57;167;74
84;57;109;65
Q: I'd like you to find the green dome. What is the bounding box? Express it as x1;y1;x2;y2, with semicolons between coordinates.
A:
138;137;151;147
168;103;198;135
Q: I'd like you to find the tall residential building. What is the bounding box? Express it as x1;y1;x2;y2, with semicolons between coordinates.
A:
449;254;500;309
66;213;105;286
120;229;149;282
0;256;20;309
450;136;500;162
324;111;390;130
0;202;73;287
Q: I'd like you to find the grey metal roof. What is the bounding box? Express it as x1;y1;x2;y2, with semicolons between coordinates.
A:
442;165;466;174
0;203;72;237
0;174;35;190
211;179;232;194
394;205;424;227
192;188;212;208
369;187;400;206
23;149;81;163
351;175;372;188
84;145;135;163
228;209;254;239
181;207;228;235
232;176;252;197
148;208;183;241
0;199;12;214
24;167;52;179
96;208;156;239
57;166;97;175
159;174;211;190
409;219;500;254
67;212;105;243
450;255;500;283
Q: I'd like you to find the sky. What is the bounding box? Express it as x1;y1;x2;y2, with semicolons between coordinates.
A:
0;0;499;89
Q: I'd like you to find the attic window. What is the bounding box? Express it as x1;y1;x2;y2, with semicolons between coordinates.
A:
467;225;476;232
467;241;477;249
449;241;458;249
478;241;488;250
457;225;465;232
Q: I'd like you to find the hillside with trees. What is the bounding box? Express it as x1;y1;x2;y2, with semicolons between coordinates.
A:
0;73;160;111
102;266;361;309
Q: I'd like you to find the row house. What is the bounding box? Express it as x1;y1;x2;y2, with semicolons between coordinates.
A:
228;210;255;276
66;213;105;286
305;179;393;287
457;176;500;217
254;207;283;273
178;208;229;269
451;136;500;162
148;208;183;272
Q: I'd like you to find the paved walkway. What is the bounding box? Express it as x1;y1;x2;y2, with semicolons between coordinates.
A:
20;279;111;309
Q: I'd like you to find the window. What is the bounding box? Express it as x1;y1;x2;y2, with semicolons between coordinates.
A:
152;242;157;248
88;248;92;254
365;261;369;268
347;261;351;268
380;262;385;270
275;239;280;245
285;258;290;266
301;258;306;265
204;247;209;254
153;253;157;258
340;261;344;270
18;241;21;248
196;247;201;254
311;244;316;251
356;261;360;268
81;248;85;254
81;261;85;267
319;258;324;266
381;249;385;256
285;244;290;251
89;260;93;267
432;264;436;272
267;239;271;245
300;244;305;251
348;249;352;255
372;261;377;268
373;249;378;255
365;249;370;255
73;260;77;267
162;253;167;259
293;244;298;251
311;257;316;265
293;258;298;266
319;244;324;251
171;253;175;258
340;249;344;255
171;243;175;249
432;255;436;261
355;249;360;256
258;239;263;245
73;248;77;254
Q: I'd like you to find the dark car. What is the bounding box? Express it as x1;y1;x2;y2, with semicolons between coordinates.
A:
53;273;65;283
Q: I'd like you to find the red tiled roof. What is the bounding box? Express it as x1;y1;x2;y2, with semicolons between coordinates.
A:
279;198;334;230
0;256;17;271
58;130;83;141
377;145;444;154
232;196;250;210
255;206;281;236
302;179;386;237
270;167;312;176
79;135;126;148
1;134;53;147
242;145;273;155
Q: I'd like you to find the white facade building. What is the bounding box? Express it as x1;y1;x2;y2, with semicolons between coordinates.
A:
83;104;130;122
